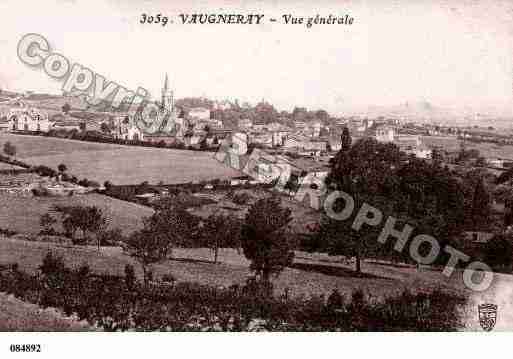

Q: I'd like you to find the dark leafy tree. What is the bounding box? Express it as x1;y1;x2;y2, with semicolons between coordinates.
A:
126;228;172;285
340;126;351;151
471;178;491;230
62;103;71;114
124;263;136;290
53;205;106;246
202;214;242;263
484;234;513;269
57;163;67;173
240;196;294;285
40;213;57;235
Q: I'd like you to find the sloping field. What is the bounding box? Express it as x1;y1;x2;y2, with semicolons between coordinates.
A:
0;192;153;235
0;133;241;185
0;292;92;331
2;238;513;329
0;133;116;158
0;163;24;170
0;237;466;300
422;136;513;159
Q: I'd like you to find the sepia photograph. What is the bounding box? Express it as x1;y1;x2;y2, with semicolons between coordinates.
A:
0;0;512;354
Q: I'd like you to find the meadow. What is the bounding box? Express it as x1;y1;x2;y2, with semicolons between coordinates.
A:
0;192;153;235
422;135;513;159
0;236;468;301
0;133;241;185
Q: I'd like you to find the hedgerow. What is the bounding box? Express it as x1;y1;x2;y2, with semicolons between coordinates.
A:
0;253;467;331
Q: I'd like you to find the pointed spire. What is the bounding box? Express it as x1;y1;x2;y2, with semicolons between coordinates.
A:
163;73;169;92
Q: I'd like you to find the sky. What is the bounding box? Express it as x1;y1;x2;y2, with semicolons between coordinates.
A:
0;0;512;116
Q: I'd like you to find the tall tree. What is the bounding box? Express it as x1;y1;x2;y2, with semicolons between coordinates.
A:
40;213;57;235
53;205;106;246
340;126;352;151
240;196;294;285
202;214;241;263
471;177;491;229
126;228;172;284
62;103;71;114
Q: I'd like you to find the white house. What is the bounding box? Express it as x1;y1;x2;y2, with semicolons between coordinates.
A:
113;116;145;141
8;107;52;132
189;107;211;121
375;125;395;142
238;118;253;130
231;132;248;154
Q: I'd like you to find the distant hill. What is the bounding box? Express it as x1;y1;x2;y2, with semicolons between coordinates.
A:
360;101;513;128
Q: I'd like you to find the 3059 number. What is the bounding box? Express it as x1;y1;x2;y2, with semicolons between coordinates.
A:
9;344;41;353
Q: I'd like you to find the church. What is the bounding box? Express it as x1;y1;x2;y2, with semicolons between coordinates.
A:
114;74;185;143
142;74;188;144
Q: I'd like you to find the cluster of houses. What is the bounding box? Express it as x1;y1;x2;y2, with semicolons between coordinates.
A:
0;98;86;133
374;125;432;159
1;79;473;162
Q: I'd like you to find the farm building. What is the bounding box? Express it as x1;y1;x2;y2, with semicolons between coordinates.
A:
6;107;52;132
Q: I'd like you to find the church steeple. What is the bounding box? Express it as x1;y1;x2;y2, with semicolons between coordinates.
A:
161;73;174;112
163;73;169;93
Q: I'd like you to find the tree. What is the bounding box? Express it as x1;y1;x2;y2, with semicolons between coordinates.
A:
340;126;351;151
471;178;491;230
322;137;466;271
83;206;107;250
317;197;384;273
126;228;172;285
96;227;124;248
124;263;136;290
53;205;106;246
202;214;241;263
57;164;67;179
484;234;513;269
327;137;402;196
40;213;57;235
240;196;294;285
3;141;16;158
62;103;71;114
126;200;199;284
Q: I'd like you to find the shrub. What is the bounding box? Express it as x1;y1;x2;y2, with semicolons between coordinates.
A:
232;192;252;205
32;187;51;197
0;256;468;332
39;251;66;277
484;234;513;269
0;227;17;237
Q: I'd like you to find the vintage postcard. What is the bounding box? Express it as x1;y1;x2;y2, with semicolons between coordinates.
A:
0;0;512;348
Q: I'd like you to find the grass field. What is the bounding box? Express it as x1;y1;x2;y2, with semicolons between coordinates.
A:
4;237;513;329
0;162;24;170
422;136;513;159
0;292;92;331
0;133;241;185
0;234;473;299
0;192;153;235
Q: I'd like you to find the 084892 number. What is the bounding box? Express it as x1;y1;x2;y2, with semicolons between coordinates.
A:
9;344;41;353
